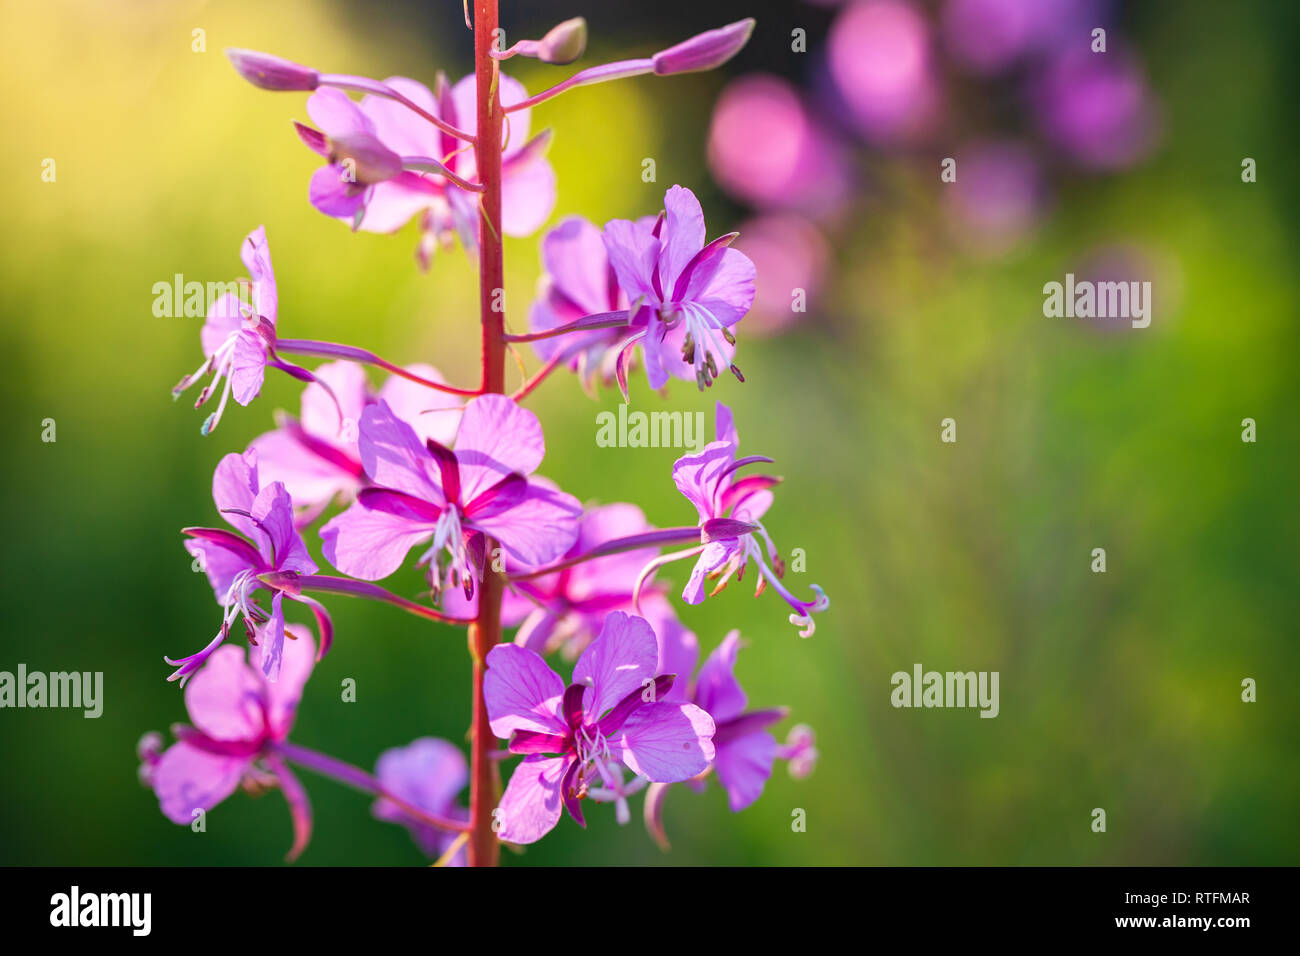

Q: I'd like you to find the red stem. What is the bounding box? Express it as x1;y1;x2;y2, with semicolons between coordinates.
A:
468;0;505;868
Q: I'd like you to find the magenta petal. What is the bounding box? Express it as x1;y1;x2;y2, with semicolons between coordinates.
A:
183;529;260;603
540;216;610;316
602;218;661;305
151;741;249;824
469;480;582;568
266;755;313;861
496;755;568;845
714;730;776;811
693;629;747;723
572;612;660;723
320;500;435;580
230;328;268;405
256;591;288;683
306;87;372;138
250;481;316;573
212;451;262;540
240;226;277;321
453;395;545;503
258;624;315;739
309;164;368;219
610;701;715;782
672;439;735;522
483;643;568;738
682;539;740;605
501;153;557;237
689;247;756;327
184;645;265;742
658;185;707;294
357;400;444;504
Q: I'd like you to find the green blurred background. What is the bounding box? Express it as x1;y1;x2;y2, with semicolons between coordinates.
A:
1;0;1296;865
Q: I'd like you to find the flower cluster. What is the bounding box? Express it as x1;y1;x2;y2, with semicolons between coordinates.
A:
142;9;828;865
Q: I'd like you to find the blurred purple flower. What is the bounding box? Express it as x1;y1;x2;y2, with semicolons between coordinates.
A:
828;0;942;145
485;611;715;844
1034;51;1160;170
708;74;850;217
143;628;317;861
372;737;468;865
947;141;1046;254
732;214;832;334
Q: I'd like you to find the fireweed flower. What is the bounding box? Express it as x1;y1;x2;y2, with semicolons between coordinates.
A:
604;185;756;391
671;401;828;636
321;394;582;599
644;630;814;847
484;611;715;844
170;451;328;685
372;737;469;865
172;227;319;434
299;74;555;265
249;360;461;525
142;627;318;861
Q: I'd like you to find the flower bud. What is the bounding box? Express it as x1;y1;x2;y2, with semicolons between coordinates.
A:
226;48;320;91
537;17;588;65
652;18;755;76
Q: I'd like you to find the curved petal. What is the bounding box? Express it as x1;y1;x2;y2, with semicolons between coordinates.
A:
659;185;706;294
240;225;278;322
540;216;611;316
212;450;261;540
682;538;741;605
714;730;776;811
247;428;356;510
257;624;315;738
672;440;735;523
483;643;567;738
358;172;441;233
359;76;442;158
184;645;265;742
319;499;435;580
266;755;313;862
572;611;660;723
254;590;287;683
693;629;747;722
687;247;756;327
309;164;367;219
469;481;582;569
640;594;698;702
453;395;545;503
151;742;248;824
300;360;369;444
496;755;568;845
603;218;660;305
357;400;443;504
250;481;317;573
501;156;556;237
184;531;258;605
229;328;268;406
306;87;373;138
610;701;715;782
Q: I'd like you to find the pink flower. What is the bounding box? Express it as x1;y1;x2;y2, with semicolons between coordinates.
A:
603;185;756;389
142;627;317;861
372;737;468;864
299;74;555;266
172;227;293;434
320;394;582;599
672;402;828;635
484;611;715;844
170;452;328;685
249;360;461;524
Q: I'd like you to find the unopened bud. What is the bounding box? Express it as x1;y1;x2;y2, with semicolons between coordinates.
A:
652;19;755;76
226;48;319;91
